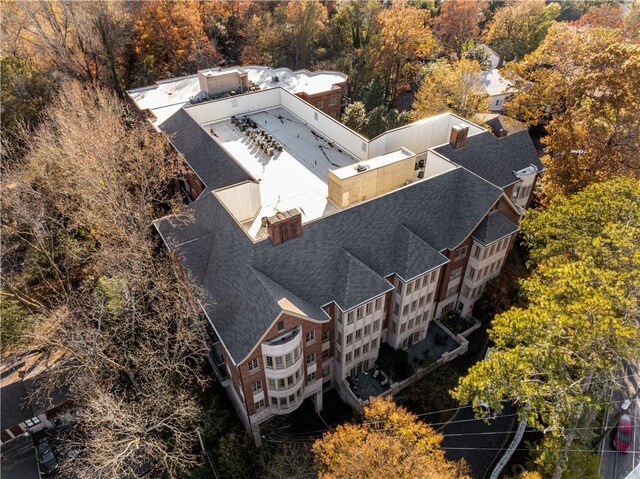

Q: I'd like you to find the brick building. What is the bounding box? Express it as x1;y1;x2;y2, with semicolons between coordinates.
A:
127;81;542;444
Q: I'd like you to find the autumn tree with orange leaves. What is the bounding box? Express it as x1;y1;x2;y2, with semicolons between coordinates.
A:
132;0;220;84
372;1;439;103
433;0;488;54
312;397;470;479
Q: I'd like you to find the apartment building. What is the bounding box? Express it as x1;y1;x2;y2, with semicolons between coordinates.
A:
127;74;542;444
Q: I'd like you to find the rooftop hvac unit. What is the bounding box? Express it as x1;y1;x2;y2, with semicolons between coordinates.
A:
356;164;369;173
418;171;425;179
272;76;279;82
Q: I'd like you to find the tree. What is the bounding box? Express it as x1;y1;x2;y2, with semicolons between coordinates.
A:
1;81;208;478
312;397;470;479
571;4;624;29
341;101;367;133
285;0;328;68
433;0;487;54
371;1;439;102
462;42;492;70
453;178;640;472
412;58;489;119
483;0;561;61
334;0;383;50
200;0;255;64
507;24;640;196
132;0;220;83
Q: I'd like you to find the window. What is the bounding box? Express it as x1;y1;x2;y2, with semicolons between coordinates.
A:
450;267;462;280
271;397;278;406
396;281;403;294
252;380;262;392
407;282;413;294
285;353;293;367
390;321;397;333
294;347;300;360
402;305;409;315
371;339;378;349
306;353;316;364
454;246;467;259
467;267;476;280
346;352;352;363
287;375;294;386
328;96;337;106
268;378;276;389
416;276;422;288
473;245;481;259
346;333;353;345
461;285;470;297
278;378;286;388
307;371;317;382
337;332;342;345
255;399;265;410
430;271;437;283
317;100;324;108
489;243;496;256
393;302;400;315
411;300;417;312
336;311;342;323
495;98;502;106
289;394;296;403
364;324;371;336
248;358;259;372
418;296;425;307
357;306;364;319
305;330;316;344
277;321;284;331
323;366;330;376
279;397;287;406
322;330;330;342
365;302;372;315
266;356;274;369
373;319;380;331
322;349;330;359
355;329;362;340
354;347;361;358
442;302;455;314
347;311;354;324
363;343;369;353
24;417;41;428
408;319;414;329
276;356;283;369
426;292;433;303
447;284;458;296
400;323;407;333
375;298;382;310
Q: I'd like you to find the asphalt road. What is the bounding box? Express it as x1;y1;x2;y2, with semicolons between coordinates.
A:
600;361;639;479
440;403;517;478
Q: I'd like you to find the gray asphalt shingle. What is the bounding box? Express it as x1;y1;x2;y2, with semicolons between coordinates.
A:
472;210;519;246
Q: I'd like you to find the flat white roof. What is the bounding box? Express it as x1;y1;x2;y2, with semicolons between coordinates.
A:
331;148;415;180
127;66;347;127
205;108;357;239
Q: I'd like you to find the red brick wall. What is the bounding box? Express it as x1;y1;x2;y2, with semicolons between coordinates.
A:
297;84;345;119
435;237;473;302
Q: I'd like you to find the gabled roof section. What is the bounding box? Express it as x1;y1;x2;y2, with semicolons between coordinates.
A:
159;108;251;192
393;226;449;282
156;167;504;364
332;250;393;312
472;210;519;246
434;130;543;188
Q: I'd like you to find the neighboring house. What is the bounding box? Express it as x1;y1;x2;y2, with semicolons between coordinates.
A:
479;69;518;113
477;44;504;70
0;351;67;457
127;80;543;444
473;113;528;138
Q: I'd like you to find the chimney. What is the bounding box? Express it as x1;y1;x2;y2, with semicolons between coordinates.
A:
449;124;469;149
267;209;303;245
497;53;505;69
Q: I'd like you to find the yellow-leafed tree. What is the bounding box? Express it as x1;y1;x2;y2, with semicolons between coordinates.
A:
312;397;470;479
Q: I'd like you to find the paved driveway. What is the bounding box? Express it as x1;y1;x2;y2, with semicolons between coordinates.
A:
440;403;517;479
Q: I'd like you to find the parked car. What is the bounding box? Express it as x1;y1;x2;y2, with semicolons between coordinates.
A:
612;413;633;452
34;432;58;476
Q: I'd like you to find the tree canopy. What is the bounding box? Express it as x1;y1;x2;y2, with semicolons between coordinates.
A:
507;24;640;196
433;0;487;54
483;0;561;61
412;58;489;119
454;177;640;441
312;397;470;479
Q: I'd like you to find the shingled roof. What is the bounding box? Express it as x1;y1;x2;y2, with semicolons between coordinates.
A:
434;130;543;188
472;210;519;246
157;167;503;364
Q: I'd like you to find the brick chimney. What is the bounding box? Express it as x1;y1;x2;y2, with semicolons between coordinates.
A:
267;209;303;245
449;124;469;149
